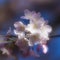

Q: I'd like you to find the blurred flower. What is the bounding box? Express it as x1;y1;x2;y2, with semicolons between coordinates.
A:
14;21;25;39
14;21;25;32
21;9;52;45
13;9;52;55
42;45;48;54
1;48;11;55
21;9;41;21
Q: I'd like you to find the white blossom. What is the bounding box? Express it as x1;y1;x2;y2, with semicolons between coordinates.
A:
14;21;25;39
14;9;52;54
1;48;10;55
42;45;48;54
21;9;52;45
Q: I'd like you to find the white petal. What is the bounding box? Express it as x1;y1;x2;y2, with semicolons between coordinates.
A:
42;45;48;54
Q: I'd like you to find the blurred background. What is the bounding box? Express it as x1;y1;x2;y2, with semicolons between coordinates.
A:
0;0;60;60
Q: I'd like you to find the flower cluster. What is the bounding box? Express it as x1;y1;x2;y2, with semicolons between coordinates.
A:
14;9;52;54
0;9;52;58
